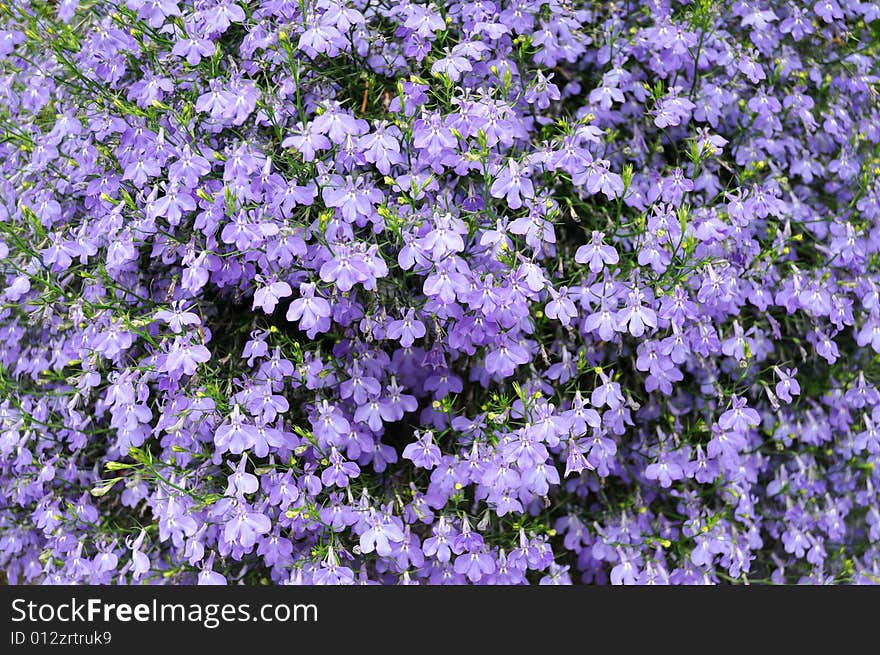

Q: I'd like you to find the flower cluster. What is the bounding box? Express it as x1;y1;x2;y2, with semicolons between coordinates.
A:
1;0;880;585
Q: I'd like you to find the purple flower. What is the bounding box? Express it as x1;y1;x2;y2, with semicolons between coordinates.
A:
215;405;259;455
162;338;211;377
226;456;258;497
616;287;657;338
653;92;696;128
358;122;403;175
774;367;800;404
282;122;331;161
321;448;361;488
718;396;761;434
575;231;619;273
197;554;227;586
402;430;442;470
4;0;879;589
254;278;293;314
222;501;271;549
454;550;497;583
490;159;535;209
359;508;405;557
431;47;472;82
387;308;426;348
286;282;332;337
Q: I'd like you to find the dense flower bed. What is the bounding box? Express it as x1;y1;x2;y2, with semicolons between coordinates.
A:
1;0;879;584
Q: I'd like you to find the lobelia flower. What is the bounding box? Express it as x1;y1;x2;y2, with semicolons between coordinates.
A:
718;396;761;434
386;308;427;347
358;121;403;175
653;91;696;128
402;430;442;470
321;447;361;488
197;553;227;586
615;286;658;338
171;34;215;66
220;499;272;550
575;231;619;273
313;546;355;585
454;548;497;583
127;529;151;581
226;456;258;497
214;405;259;455
545;286;578;326
286;282;332;337
359;507;405;557
253;277;293;314
162;337;211;378
774;367;801;404
3;0;880;589
282;121;331;161
490;159;535;209
432;47;472;82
